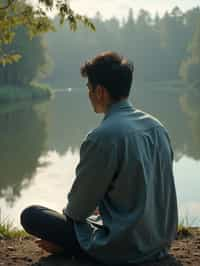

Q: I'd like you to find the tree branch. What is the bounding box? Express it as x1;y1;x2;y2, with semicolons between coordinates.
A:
0;0;16;10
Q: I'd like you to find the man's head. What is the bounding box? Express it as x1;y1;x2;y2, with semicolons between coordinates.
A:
81;51;134;113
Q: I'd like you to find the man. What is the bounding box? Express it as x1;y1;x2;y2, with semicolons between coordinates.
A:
21;51;178;264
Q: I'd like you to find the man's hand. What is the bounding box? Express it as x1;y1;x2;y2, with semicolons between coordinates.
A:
93;208;100;215
35;239;64;254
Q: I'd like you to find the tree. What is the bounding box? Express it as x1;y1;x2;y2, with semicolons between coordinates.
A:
0;0;95;64
42;6;200;87
0;104;47;204
121;8;136;56
180;17;200;88
159;7;189;80
0;26;51;86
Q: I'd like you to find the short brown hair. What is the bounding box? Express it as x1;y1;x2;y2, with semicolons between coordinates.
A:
81;51;134;101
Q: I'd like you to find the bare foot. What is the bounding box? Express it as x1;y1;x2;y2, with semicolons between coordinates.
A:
35;239;64;254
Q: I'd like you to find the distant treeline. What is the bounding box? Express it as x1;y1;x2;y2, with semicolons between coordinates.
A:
45;7;200;89
0;6;200;90
0;26;51;87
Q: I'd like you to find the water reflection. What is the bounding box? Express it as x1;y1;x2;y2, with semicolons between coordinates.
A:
132;88;193;162
179;89;200;160
0;86;199;226
45;88;195;161
45;90;101;154
0;102;47;206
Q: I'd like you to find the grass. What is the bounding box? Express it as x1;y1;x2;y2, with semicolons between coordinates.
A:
177;216;199;239
0;82;53;104
0;210;198;240
0;212;28;239
178;223;192;238
0;223;27;239
0;220;195;240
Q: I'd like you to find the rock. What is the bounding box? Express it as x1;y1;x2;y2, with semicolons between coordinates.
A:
7;246;15;251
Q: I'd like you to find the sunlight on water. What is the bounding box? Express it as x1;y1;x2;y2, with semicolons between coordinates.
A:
175;156;200;225
0;88;200;227
0;150;79;228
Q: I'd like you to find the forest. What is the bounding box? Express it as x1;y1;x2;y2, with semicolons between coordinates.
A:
45;6;200;90
0;6;200;92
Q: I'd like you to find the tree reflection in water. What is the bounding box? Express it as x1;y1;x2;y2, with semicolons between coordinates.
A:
179;88;200;160
0;85;200;208
0;102;47;206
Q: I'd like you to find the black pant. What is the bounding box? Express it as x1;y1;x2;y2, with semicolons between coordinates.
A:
20;205;88;259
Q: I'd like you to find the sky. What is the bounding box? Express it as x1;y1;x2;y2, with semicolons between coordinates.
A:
70;0;200;19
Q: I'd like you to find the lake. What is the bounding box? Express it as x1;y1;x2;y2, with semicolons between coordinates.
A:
0;85;199;227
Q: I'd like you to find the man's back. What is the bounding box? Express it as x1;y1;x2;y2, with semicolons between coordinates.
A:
65;99;178;264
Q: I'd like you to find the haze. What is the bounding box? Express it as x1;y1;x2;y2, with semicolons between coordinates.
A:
70;0;200;19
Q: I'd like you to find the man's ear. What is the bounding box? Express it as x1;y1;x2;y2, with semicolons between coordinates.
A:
96;85;104;100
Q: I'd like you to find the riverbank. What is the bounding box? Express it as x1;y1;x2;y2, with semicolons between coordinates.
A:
0;83;52;103
0;228;200;266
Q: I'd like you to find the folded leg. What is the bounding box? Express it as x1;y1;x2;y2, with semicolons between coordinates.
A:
20;205;85;258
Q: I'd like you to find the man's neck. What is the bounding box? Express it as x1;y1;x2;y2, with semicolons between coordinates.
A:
104;97;128;114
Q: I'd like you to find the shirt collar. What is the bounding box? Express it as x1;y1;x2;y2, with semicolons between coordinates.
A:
103;99;134;120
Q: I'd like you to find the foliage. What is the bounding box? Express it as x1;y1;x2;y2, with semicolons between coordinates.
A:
180;17;200;88
0;0;95;64
1;4;200;89
0;84;52;103
0;26;50;86
0;222;27;239
38;0;95;31
177;216;199;239
0;1;53;64
0;211;27;238
0;25;53;86
180;90;200;160
44;7;200;87
177;224;192;239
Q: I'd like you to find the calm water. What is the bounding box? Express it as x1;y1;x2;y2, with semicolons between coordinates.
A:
0;86;200;227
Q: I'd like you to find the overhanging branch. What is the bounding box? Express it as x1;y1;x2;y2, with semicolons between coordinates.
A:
0;0;16;10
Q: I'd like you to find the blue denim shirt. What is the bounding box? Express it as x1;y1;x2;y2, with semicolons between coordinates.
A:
64;99;178;264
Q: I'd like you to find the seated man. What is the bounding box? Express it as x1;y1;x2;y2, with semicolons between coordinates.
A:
21;51;178;264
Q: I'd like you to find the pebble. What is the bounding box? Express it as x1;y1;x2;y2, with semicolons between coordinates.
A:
24;257;33;262
172;247;180;251
7;246;15;251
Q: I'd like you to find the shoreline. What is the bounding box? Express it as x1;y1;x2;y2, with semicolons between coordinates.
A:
0;83;52;104
0;228;200;266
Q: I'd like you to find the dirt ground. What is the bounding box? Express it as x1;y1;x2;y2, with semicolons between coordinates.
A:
0;228;200;266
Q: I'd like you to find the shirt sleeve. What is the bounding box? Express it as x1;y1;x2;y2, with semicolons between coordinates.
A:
64;136;117;222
